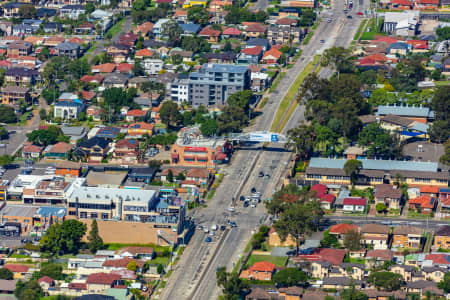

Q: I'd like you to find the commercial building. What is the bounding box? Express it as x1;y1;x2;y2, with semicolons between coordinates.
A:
188;64;250;108
305;158;448;187
170;127;232;168
22;176;71;205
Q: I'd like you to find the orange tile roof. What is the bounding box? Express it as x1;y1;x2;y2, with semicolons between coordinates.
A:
4;264;29;273
249;261;276;272
420;186;439;194
199;27;221;37
409;195;435;209
135;48;154;57
242;46;263;56
174;10;188;16
329;223;358;235
69;37;84;44
91;63;116;73
48;142;74;154
127;109;146;117
262;48;282;60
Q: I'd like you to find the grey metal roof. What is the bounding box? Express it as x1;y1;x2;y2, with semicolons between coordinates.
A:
376;104;434;118
55;41;80;51
410;122;429;133
61;126;86;136
201;63;248;74
309;158;438;172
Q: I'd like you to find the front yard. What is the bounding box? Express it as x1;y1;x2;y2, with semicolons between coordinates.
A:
245;254;288;268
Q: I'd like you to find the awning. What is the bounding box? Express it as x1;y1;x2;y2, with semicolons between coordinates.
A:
171;153;179;159
184;155;195;160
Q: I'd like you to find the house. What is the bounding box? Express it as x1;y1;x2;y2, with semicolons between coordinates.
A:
22;143;44;159
116;246;154;260
55;161;82;177
420;186;439;198
170;50;193;62
43;22;61;33
127;122;154;137
86;273;122;294
434;225;450;250
173;10;188;22
61;126;87;144
388;42;409;55
261;48;282;65
267;26;303;45
366;249;394;266
81;75;104;85
246;288;278;300
3;2;25;18
3;264;29;279
103;73;128;88
186;168;210;185
54;101;84;120
0;279;18;294
405;281;443;296
342;198;366;212
91;63;116;73
329;223;359;244
2;86;31;107
203;52;237;64
75;137;110;162
422;266;446;282
240;262;276;281
246;38;271;51
54;42;81;59
118;33;138;47
141;59;164;76
60;5;85;19
5;67;40;87
7;41;32;57
126;110;146;122
179;23;201;35
116;63;133;74
38;276;55;291
135;49;154;59
102;258;145;272
322;277;362;290
96;126;120;139
87;106;103;121
416;0;439;9
244;24;267;39
383;12;419;36
75;22;95;34
374;184;403;211
133;22;154;37
360;223;390;249
113;139;138;164
238;46;263;65
44;142;74;160
198;27;221;43
392;225;423;249
390;265;415;281
222;27;242;39
129;168;156;183
408;195;436;214
152;18;170;38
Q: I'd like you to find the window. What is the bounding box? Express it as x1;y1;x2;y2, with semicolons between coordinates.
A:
90;213;98;218
80;212;87;218
102;213;108;219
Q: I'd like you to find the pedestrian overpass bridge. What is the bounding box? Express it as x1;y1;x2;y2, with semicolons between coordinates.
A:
230;131;289;143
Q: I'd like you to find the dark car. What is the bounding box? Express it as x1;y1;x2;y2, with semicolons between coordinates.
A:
251;187;256;193
258;171;264;177
205;236;212;242
229;221;237;228
239;195;245;201
347;15;352;18
220;225;226;230
243;200;249;207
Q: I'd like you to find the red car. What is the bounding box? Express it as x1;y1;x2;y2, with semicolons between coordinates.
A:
356;12;363;15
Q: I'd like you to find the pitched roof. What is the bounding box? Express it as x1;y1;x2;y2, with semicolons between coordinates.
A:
68;282;87;290
3;264;29;273
23;144;44;153
91;63;116;73
241;46;263;56
86;273;121;285
186;168;209;178
393;225;423;235
420;186;439;194
48;142;74;154
329;223;358;235
425;254;450;265
245;23;267;32
222;27;241;35
248;261;276;272
199;27;221;37
126;109;146;117
118;246;154;255
116;63;133;73
102;258;145;269
115;139;137;149
374;184;403;199
343;198;366;206
128;122;153;130
366;249;393;260
262;48;282;60
435;225;450;237
38;276;54;284
276;18;298;25
360;223;390;234
409;195;435;209
391;0;413;5
81;74;104;83
135;48;154;57
373;37;398;44
298;248;347;265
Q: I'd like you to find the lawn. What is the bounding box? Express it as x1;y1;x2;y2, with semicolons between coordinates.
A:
435;81;450;86
360;18;386;40
353;19;368;41
105;243;170;252
105;17;126;38
151;256;170;265
271;55;321;132
245;255;287;268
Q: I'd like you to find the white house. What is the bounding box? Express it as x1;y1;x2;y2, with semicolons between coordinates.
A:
142;59;164;76
170;77;189;105
54;101;84;120
152;18;170;39
342;198;366;212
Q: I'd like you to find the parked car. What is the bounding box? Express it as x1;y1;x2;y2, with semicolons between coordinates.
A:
258;171;264;177
205;236;212;242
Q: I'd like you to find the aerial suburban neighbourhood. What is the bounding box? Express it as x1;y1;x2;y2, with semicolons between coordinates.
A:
0;0;444;297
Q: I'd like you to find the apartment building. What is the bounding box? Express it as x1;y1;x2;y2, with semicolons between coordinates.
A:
2;86;31;106
188;64;250;108
5;67;40;87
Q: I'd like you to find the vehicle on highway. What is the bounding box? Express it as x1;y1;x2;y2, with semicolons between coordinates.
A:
327;18;332;22
220;225;226;230
250;202;257;208
229;221;237;228
228;206;235;212
320;39;325;43
265;174;270;179
205;236;212;243
357;11;363;15
211;224;218;231
258;171;264;177
239;195;245;201
251;187;256;193
347;15;352;18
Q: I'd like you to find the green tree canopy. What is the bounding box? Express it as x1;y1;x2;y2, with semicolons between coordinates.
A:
344;159;363;186
87;219;103;253
436;26;450;41
26;126;64;146
181;36;211;53
438;272;450;293
200;118;218;137
227;90;253;114
187;5;209;25
216;267;249;299
159;101;182;127
321;47;351;76
358;123;401;159
273;268;308;287
40;220;87;256
0;106;17;123
368;271;404;291
340;284;368;300
216;106;248;134
15;280;42;300
343;229;362;251
285;123;315;160
440;140;450;166
0;268;13;280
18;4;36;19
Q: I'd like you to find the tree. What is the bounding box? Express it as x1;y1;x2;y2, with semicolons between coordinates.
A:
0;127;8;140
40;220;87;256
38;109;46;121
440;140;450;166
217;106;248;134
85;2;95;14
162;20;182;47
38;263;64;280
176;172;185;181
390;57;427;92
285;123;315;160
358;123;399;159
0;268;13;280
133;61;145;76
187;5;209;25
87;219;103;253
148;160;162;171
167;169;174;183
223;41;232;52
200;118;218;137
15;280;42;300
321;47;350;77
436;26;450;41
431;86;450;121
344;159;363;186
227;90;253;114
343;229;362;251
0;155;12;167
273;268;308;287
216;267;248;299
127;260;138;272
159;101;182;127
157;263;165;274
320;230;340;248
438;272;450;293
26;126;64;146
18;4;36;19
340;283;368;300
368;272;404;291
429;120;449;143
376;203;387;214
181;36;211;53
0;106;17;123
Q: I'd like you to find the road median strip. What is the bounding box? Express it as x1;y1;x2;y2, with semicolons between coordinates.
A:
271;55;322;133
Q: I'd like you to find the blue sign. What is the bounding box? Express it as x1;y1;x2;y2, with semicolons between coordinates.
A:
271;134;278;142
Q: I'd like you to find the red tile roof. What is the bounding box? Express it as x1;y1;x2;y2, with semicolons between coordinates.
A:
135;48;154;57
119;33;138;43
0;60;12;67
311;184;327;196
116;63;133;73
367;249;394;261
262;48;282;60
199;27;221;37
134;22;154;35
23;144;44;153
275;18;297;25
129;122;153;131
81;90;96;101
38;276;54;284
118;246;154;255
115;139;137;149
241;46;263;56
127;109;146;117
3;264;29;273
409;195;435;209
86;273;121;285
69;37;84;44
48;142;74;154
81;74;104;83
425;254;450;265
222;27;242;36
248;261;276;272
417;0;438;4
69;283;87;290
391;0;413;5
343;198;366;206
320;194;335;204
91;63;116;73
329;223;358;235
420;186;439;194
245;23;267;33
373;37;398;44
298;248;347;265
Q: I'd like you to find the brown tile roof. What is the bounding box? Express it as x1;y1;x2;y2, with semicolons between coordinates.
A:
86;273;121;285
118;246;154;255
381;114;414;127
91;63;116;73
360;223;390;234
160;168;185;176
374;184;403;199
199;27;221;37
3;264;29;273
393;225;423;236
102;258;146;269
435;225;450;237
186;168;209;178
329;223;358;235
23;144;43;153
366;249;393;260
68;282;87;290
55;161;81;169
245;23;267;32
48;142;74;154
37;276;54;284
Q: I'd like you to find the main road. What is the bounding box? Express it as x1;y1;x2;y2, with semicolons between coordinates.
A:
158;1;369;299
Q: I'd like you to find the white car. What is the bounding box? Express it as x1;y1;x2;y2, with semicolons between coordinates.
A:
228;207;235;212
250;203;257;208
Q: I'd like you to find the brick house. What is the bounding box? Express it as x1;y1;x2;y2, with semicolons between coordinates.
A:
360;224;390;250
374;184;403;211
434;225;450;250
329;223;359;245
55;161;82;177
392;225;423;249
86;273;121;294
240;262;276;281
408;195;436;214
113;139;138;164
